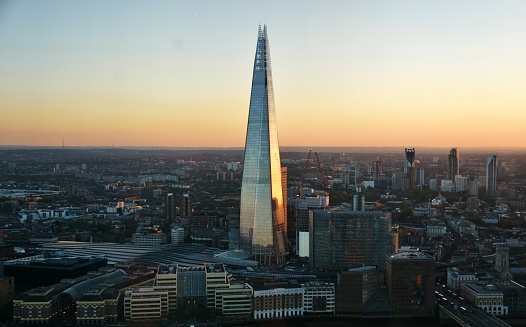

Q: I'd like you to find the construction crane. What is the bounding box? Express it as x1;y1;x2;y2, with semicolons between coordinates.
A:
299;150;329;197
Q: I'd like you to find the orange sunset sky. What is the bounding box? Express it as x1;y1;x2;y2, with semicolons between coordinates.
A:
1;1;525;148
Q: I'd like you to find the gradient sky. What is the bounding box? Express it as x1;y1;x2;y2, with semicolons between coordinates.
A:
1;1;526;148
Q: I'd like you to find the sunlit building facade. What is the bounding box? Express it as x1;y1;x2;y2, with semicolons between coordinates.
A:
240;26;287;264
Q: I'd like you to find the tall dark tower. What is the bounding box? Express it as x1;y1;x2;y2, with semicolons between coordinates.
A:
405;148;416;190
447;148;460;181
239;26;287;265
166;193;175;223
486;155;498;195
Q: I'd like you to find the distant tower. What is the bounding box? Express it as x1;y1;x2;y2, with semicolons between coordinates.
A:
447;148;460;181
239;26;287;265
353;184;365;211
180;193;192;224
166;193;175;223
494;242;509;273
486;155;498;195
372;160;383;182
405;148;416;190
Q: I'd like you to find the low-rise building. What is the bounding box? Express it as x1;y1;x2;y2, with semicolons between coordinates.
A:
124;287;168;320
132;226;167;245
124;263;230;321
447;267;478;292
215;282;252;320
461;283;508;316
250;281;303;320
302;281;335;314
335;266;381;316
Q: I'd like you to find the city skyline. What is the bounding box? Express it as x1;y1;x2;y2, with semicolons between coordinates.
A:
1;1;526;148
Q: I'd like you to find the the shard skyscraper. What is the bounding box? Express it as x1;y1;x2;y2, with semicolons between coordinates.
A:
239;26;287;265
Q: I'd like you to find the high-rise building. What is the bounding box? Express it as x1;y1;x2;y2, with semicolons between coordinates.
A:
166;193;175;223
447;148;460;181
404;148;416;190
239;26;287;264
309;210;393;271
372;160;383;182
180;193;192;224
486;155;498;195
292;192;329;257
386;252;435;316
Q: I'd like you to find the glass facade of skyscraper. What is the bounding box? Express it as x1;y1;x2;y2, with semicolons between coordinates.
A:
239;26;286;264
309;210;393;271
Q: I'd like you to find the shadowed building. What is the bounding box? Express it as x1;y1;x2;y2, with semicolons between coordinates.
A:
486;155;498;195
240;26;287;265
447;148;460;181
386;252;435;317
335;266;382;316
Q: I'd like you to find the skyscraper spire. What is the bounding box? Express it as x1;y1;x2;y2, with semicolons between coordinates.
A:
239;26;286;265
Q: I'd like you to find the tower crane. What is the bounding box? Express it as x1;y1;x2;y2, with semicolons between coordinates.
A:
299;150;329;197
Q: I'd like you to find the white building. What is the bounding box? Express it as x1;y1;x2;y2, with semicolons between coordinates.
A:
447;267;478;292
461;283;508;316
171;227;185;244
454;175;469;192
441;179;455;192
251;282;304;320
302;281;335;314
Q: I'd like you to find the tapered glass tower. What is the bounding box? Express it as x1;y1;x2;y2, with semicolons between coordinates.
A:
240;26;286;265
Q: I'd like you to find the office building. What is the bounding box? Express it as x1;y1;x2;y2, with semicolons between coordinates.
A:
132;226;167;245
417;167;425;186
335;266;382;316
469;176;480;197
124;264;230;320
310;210;393;271
386;252;435;316
215;282;253;320
302;281;335;314
486;155;498;195
447;148;460;181
240;26;287;264
171;226;185;244
292;192;329;257
124;287;168;320
455;175;469;192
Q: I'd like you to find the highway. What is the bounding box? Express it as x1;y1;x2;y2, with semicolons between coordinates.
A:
437;285;511;327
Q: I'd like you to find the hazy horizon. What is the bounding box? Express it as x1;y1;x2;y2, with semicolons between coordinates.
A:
2;144;525;154
2;1;526;148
